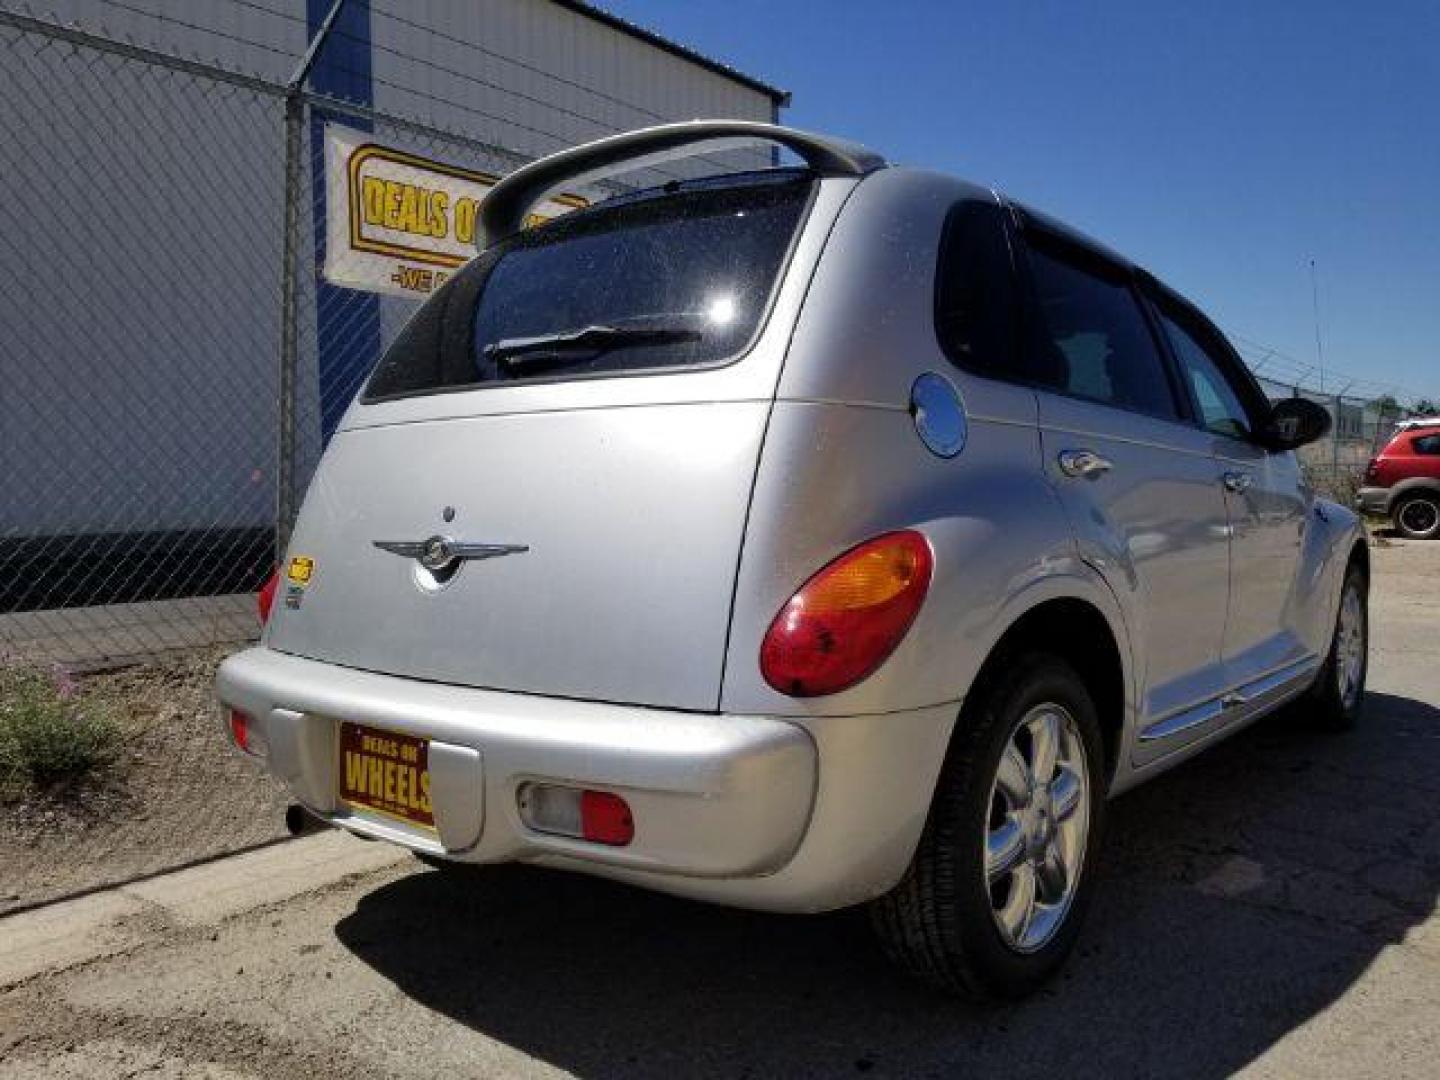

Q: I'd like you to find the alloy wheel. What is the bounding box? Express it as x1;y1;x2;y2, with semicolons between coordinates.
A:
1335;582;1366;709
984;703;1091;954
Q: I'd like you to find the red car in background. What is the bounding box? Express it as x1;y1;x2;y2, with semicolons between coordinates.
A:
1358;419;1440;538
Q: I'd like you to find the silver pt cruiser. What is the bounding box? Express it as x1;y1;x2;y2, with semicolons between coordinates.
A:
218;121;1368;999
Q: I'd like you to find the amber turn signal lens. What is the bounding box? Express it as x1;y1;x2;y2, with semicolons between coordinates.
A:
760;530;933;697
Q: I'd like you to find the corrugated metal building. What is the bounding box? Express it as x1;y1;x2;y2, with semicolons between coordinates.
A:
0;1;786;627
15;0;785;140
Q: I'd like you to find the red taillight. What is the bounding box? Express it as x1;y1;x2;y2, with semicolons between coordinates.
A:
580;790;634;846
760;530;933;698
1364;458;1379;482
257;569;279;626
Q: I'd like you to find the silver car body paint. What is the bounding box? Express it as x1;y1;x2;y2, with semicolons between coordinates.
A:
218;129;1363;912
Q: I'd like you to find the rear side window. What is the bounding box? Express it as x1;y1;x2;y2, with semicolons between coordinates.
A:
934;201;1019;376
366;173;813;400
1414;433;1440;455
1155;307;1253;439
1023;241;1180;420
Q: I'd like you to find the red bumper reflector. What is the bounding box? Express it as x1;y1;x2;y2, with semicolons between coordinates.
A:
257;569;279;626
580;790;634;846
228;708;255;754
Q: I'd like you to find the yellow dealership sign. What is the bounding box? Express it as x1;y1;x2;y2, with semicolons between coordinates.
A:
322;125;585;298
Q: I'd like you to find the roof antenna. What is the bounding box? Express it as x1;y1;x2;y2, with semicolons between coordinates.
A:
1309;258;1326;393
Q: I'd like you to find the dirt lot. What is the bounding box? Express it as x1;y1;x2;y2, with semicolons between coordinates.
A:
0;649;289;914
1;538;1437;1078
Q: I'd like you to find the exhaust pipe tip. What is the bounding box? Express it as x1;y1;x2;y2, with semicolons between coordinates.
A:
285;803;330;837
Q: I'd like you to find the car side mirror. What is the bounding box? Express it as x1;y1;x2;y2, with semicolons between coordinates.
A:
1259;397;1332;451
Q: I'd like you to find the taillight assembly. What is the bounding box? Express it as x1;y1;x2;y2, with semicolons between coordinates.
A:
760;530;933;697
257;568;279;626
1363;458;1379;482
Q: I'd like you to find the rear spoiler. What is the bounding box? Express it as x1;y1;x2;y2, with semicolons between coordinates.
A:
476;119;886;249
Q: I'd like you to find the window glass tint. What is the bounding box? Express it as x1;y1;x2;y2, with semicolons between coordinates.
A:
1414;433;1440;454
935;201;1018;376
1157;309;1252;439
1024;244;1178;418
365;173;812;400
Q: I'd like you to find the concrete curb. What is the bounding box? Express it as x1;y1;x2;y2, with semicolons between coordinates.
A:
0;830;407;988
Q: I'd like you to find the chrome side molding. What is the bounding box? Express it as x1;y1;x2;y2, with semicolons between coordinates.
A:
1139;655;1320;744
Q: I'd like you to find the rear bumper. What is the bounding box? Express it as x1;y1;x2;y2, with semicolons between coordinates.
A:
215;648;958;911
1356;486;1390;515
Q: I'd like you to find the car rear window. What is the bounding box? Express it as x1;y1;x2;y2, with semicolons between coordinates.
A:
364;171;814;401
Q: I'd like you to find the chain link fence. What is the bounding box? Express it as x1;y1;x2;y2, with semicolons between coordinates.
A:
0;12;541;665
0;7;1431;668
0;11;290;666
0;5;764;667
1250;373;1425;504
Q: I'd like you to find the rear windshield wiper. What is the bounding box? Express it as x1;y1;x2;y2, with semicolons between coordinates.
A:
483;316;704;370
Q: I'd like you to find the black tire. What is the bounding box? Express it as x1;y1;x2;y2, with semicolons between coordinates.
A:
1392;492;1440;540
1302;562;1368;731
870;653;1106;1000
414;851;467;872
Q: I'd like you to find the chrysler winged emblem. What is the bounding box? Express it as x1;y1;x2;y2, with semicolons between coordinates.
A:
373;535;529;573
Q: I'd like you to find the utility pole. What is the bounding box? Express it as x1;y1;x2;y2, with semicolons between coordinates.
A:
1309;258;1339;472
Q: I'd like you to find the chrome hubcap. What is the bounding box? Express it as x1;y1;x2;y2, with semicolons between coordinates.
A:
1399;499;1438;536
984;703;1090;954
1335;585;1366;709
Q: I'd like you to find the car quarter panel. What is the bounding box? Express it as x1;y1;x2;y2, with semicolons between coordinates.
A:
720;168;1125;719
722;398;1117;720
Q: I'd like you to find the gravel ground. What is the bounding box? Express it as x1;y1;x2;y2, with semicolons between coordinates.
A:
1;537;1436;1078
0;649;288;914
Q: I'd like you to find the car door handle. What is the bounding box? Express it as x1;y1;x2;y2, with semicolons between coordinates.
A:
1057;449;1113;479
1222;471;1254;493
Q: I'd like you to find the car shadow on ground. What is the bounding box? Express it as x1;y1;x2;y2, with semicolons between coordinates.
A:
336;691;1439;1079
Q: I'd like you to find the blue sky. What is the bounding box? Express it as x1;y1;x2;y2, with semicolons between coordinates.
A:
604;0;1439;402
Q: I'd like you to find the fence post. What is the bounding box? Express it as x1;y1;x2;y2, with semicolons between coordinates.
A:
275;92;303;560
275;0;348;561
1332;393;1341;478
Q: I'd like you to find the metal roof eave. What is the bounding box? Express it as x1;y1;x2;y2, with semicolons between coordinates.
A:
552;0;792;106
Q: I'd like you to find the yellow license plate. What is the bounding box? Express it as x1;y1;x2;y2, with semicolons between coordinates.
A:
338;721;435;830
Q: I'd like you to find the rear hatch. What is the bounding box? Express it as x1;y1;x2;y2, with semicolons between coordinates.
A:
266;172;823;711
